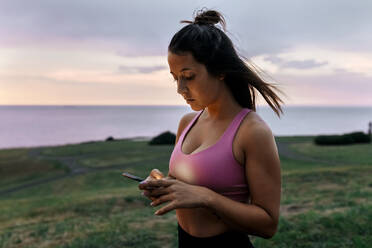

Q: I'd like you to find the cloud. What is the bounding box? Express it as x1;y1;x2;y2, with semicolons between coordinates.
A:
1;1;372;106
117;65;167;74
264;55;328;69
1;0;372;56
253;46;372;77
273;70;372;106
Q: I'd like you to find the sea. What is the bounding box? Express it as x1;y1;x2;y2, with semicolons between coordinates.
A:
0;105;371;149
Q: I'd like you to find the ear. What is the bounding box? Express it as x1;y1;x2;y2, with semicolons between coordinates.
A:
219;74;225;81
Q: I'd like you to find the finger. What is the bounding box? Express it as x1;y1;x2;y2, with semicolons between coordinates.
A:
139;183;162;190
148;186;169;197
143;189;162;198
151;169;164;179
155;201;177;216
138;175;160;189
138;175;151;189
143;173;159;183
150;193;173;207
139;169;166;190
141;190;158;201
143;178;175;188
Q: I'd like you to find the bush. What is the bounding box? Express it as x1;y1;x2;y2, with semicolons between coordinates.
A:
314;132;371;145
148;131;176;145
344;132;371;143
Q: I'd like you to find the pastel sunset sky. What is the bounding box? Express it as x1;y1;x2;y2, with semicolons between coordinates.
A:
1;0;371;106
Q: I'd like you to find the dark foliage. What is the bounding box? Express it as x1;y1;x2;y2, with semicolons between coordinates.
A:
148;131;176;145
105;136;115;142
314;132;371;145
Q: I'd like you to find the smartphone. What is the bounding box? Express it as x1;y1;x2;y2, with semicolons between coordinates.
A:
122;172;160;190
122;172;145;182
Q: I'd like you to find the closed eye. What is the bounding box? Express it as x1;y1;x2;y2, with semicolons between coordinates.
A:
185;75;195;81
173;75;195;82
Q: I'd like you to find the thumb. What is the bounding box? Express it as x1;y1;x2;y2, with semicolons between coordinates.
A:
151;169;164;179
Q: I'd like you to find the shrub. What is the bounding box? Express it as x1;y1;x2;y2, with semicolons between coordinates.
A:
314;132;371;145
105;136;115;142
345;132;371;143
148;131;176;145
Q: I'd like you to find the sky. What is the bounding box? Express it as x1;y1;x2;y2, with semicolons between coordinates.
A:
1;0;371;106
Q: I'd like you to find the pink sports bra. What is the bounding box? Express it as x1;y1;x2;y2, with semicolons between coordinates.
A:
169;108;252;203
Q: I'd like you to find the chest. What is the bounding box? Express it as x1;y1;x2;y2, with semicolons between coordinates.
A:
181;119;246;166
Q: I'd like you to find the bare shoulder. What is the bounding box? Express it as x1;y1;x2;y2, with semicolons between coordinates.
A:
179;112;199;132
175;111;199;144
181;111;199;126
242;110;272;132
239;111;275;151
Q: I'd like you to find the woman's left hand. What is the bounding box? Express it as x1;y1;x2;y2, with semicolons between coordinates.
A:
138;177;211;215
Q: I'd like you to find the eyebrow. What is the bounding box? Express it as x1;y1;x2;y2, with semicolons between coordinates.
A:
170;68;192;74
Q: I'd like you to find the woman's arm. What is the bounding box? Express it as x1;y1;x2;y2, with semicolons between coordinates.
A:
204;122;281;239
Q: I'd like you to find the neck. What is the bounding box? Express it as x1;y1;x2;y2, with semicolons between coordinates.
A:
203;87;242;122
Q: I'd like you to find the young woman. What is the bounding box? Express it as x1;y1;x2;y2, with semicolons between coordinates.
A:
139;9;283;247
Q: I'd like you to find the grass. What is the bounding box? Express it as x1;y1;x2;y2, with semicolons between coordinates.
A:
253;205;372;247
0;149;68;190
0;137;371;247
289;142;372;165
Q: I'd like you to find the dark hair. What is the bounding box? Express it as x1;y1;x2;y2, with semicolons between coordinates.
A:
168;9;285;117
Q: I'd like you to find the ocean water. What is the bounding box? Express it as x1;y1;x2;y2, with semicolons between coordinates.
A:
0;105;371;149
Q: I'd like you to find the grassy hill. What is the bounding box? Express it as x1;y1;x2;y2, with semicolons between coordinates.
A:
0;136;371;247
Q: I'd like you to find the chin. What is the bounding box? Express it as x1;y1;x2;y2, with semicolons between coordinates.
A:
190;105;204;111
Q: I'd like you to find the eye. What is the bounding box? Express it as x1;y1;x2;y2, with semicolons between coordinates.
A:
181;74;195;81
172;74;195;83
185;75;195;81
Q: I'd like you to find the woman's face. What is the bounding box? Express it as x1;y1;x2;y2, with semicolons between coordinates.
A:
167;51;223;111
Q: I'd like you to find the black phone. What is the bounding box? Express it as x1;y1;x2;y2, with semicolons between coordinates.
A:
122;172;145;182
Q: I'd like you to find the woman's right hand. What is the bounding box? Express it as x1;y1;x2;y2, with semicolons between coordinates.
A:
140;169;165;201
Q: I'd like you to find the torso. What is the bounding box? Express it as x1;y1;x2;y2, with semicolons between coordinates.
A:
175;108;262;237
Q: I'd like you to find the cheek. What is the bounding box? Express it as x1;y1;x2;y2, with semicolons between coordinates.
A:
196;78;216;95
191;82;206;98
194;74;210;91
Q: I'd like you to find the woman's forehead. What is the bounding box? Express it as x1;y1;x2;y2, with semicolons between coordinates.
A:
167;52;200;71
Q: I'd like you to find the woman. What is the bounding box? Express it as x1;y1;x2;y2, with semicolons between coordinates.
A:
138;9;283;247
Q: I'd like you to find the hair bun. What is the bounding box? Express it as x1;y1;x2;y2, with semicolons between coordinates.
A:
195;10;220;24
181;9;226;31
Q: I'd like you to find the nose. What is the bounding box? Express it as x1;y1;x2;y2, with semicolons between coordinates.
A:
176;78;188;95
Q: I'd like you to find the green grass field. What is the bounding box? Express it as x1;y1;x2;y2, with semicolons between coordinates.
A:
0;137;371;247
